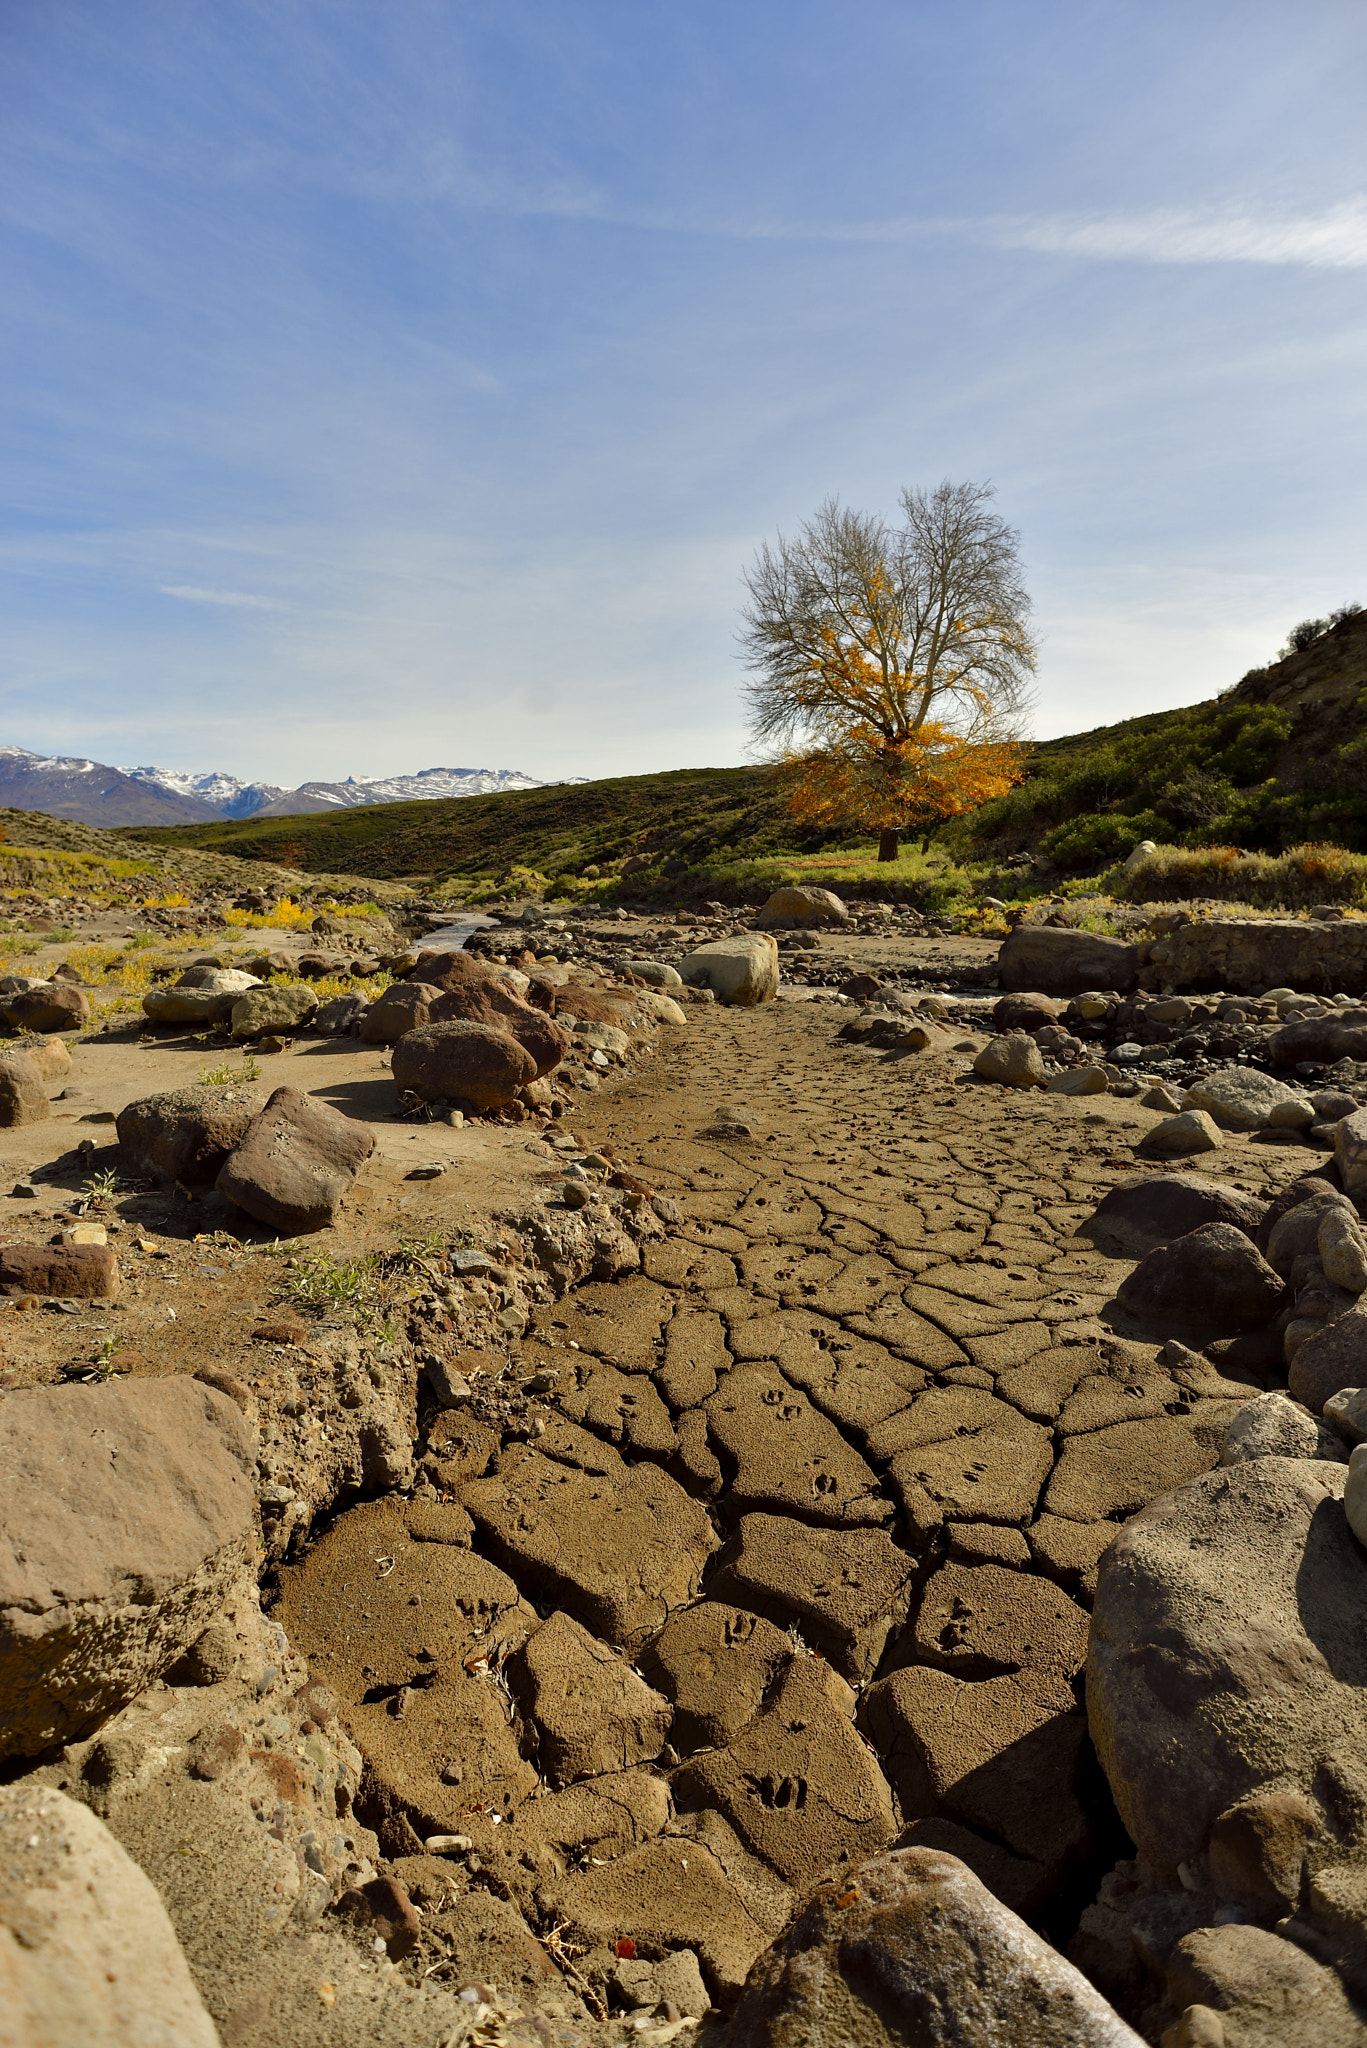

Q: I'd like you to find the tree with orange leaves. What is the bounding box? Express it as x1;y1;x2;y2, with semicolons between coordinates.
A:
741;482;1035;859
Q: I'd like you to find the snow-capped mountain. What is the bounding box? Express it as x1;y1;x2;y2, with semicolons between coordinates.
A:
0;746;555;827
252;767;546;814
121;765;288;818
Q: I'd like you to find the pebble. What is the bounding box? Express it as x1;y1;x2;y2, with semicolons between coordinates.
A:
9;1184;37;1200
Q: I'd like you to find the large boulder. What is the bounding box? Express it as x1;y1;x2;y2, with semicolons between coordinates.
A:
0;1243;120;1300
1087;1457;1367;1886
1086;1173;1264;1255
1115;1223;1284;1331
1138;1109;1222;1158
679;935;779;1005
0;982;89;1034
1289;1304;1367;1412
1336;1107;1367;1199
229;982;318;1039
7;1034;72;1082
1255;1174;1342;1256
973;1031;1045;1087
729;1846;1144;2046
392;1020;537;1110
358;981;445;1044
140;968;258;1028
754;886;849;929
116;1082;268;1185
402;948;500;990
0;1785;220;2047
1270;1013;1367;1067
996;926;1139;997
0;1050;50;1129
992;992;1062;1033
0;1377;255;1759
215;1085;375;1234
432;980;570;1077
1185;1066;1314;1132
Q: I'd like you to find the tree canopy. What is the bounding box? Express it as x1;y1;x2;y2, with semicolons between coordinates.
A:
740;481;1036;857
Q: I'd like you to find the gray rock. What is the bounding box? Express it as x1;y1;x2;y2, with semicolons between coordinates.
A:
1266;1191;1357;1276
754;886;849;929
679;935;779;1005
1289;1304;1367;1412
1115;1223;1284;1332
1186;1066;1315;1132
1323;1386;1367;1445
1141;1109;1223;1157
1344;1443;1367;1549
0;1785;220;2046
229;982;318;1040
1337;1107;1367;1199
1219;1392;1319;1465
1320;1205;1367;1293
1256;1175;1343;1256
0;1377;255;1759
973;1031;1045;1087
313;991;367;1035
1088;1456;1367;1881
729;1845;1144;2046
623;958;684;987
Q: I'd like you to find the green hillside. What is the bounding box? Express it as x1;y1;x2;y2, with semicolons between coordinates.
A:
957;605;1367;870
117;765;830;897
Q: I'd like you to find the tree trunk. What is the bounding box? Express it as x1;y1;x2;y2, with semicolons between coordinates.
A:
877;828;900;863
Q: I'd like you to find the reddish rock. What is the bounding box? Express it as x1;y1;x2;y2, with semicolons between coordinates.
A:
216;1085;375;1234
432;980;570;1077
358;981;445;1044
116;1083;268;1185
0;1242;120;1299
392;1020;537;1110
1;983;89;1034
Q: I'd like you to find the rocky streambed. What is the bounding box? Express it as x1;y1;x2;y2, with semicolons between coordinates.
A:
7;904;1367;2044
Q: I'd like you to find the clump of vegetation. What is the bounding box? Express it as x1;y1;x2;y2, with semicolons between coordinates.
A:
199;1055;263;1085
224;897;316;930
1116;841;1367;910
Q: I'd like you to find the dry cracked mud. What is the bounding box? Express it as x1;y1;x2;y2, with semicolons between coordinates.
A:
261;992;1306;2026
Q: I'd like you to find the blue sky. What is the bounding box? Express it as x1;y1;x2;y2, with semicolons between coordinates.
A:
3;1;1365;787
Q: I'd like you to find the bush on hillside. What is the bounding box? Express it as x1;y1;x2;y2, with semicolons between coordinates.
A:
1117;841;1367;911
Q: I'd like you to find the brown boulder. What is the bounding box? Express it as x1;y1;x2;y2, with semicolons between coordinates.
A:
0;1377;255;1759
357;980;445;1044
0;1050;50;1129
0;1242;120;1299
729;1846;1144;2046
1087;1173;1264;1255
997;925;1139;997
215;1085;375;1233
432;979;570;1076
1269;1014;1367;1066
405;948;499;989
1115;1223;1285;1331
391;1020;536;1110
1288;1303;1367;1411
116;1083;268;1185
1;982;89;1033
992;991;1062;1033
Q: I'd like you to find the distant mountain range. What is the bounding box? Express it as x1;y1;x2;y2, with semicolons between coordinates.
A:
0;747;550;828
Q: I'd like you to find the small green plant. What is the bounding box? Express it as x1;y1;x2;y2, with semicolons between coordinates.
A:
64;1334;124;1383
82;1167;125;1201
199;1054;262;1085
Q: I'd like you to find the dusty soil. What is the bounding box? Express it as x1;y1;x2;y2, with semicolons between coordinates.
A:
2;914;1326;2042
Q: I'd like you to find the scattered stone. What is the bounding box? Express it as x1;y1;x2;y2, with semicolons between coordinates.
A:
729;1846;1144;2046
1;982;90;1033
216;1086;375;1234
0;1785;220;2045
1138;1109;1222;1157
1046;1064;1110;1096
392;1020;537;1110
1139;1083;1183;1112
10;1034;72;1082
1116;1224;1284;1331
511;1609;671;1785
991;992;1061;1033
116;1083;268;1185
972;1031;1045;1087
1320;1203;1367;1293
679;935;780;1005
314;991;367;1035
623;958;684;986
0;1377;254;1759
1087;1456;1367;1880
1288;1303;1367;1411
1336;1106;1367;1198
1323;1385;1367;1445
1219;1391;1321;1464
1264;1189;1355;1275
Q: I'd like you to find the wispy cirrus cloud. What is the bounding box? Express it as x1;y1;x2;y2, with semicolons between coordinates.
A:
159;584;286;611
